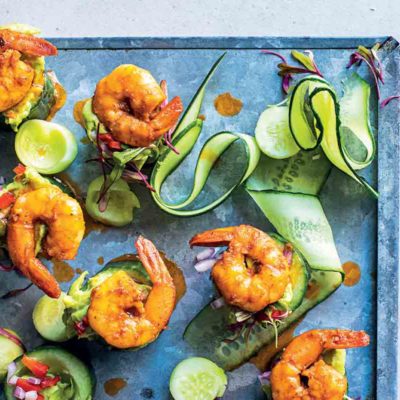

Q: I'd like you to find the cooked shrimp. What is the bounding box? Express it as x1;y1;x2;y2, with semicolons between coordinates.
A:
0;29;57;112
7;187;85;298
0;29;57;57
270;329;370;400
87;236;176;349
92;64;183;148
190;225;290;312
0;50;34;112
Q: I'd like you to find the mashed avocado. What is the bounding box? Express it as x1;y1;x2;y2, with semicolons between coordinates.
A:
3;57;46;131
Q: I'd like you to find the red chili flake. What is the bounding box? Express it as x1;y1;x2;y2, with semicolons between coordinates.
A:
13;164;26;175
22;355;49;378
0;192;15;209
107;140;122;151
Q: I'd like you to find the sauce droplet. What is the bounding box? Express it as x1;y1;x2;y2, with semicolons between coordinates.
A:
97;256;104;265
73;98;90;127
47;77;67;121
342;261;361;287
198;114;206;121
52;260;75;283
214;92;243;117
75;268;84;275
104;378;127;397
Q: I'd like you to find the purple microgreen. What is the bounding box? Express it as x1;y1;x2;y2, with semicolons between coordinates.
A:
347;43;384;99
132;164;155;192
261;50;293;94
262;49;323;94
380;95;400;108
1;283;33;299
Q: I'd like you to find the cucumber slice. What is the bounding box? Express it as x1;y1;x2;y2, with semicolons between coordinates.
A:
33;293;74;342
0;329;24;380
85;176;140;227
169;357;227;400
3;347;95;400
255;105;300;159
271;234;311;311
15;120;78;174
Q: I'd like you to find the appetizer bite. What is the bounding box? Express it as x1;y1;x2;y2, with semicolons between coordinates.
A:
3;347;94;400
262;329;370;400
75;64;183;226
190;225;293;313
33;236;177;349
0;166;85;298
0;24;65;131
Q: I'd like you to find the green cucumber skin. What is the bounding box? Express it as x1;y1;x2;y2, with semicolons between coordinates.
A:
270;233;311;311
3;347;95;400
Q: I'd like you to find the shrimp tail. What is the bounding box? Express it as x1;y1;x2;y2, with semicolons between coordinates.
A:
150;96;183;134
135;236;173;285
189;226;237;247
323;329;370;349
7;224;61;298
0;29;58;56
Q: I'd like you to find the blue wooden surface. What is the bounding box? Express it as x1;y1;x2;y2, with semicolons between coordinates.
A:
0;37;398;400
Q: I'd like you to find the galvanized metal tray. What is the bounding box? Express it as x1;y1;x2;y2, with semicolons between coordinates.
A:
0;36;399;400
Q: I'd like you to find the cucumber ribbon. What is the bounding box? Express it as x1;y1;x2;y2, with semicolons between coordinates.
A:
150;54;260;216
289;75;377;197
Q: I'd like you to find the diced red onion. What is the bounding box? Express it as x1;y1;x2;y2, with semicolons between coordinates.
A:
27;377;41;385
7;362;17;382
258;370;271;385
25;391;38;400
194;258;217;272
196;248;216;262
283;244;293;266
210;297;226;310
8;375;18;385
0;328;25;350
13;386;26;399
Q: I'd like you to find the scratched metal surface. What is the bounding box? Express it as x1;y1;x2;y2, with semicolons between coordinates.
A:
0;37;399;400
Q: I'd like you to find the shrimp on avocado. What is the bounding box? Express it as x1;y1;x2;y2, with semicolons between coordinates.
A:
0;28;57;113
92;64;183;148
270;329;370;400
190;225;290;312
7;185;85;298
87;236;176;349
